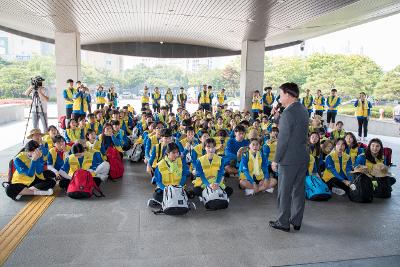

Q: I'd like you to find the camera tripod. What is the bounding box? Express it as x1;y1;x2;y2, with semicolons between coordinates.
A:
22;88;48;144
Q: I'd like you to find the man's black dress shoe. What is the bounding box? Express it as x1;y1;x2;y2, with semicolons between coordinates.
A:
291;224;301;231
269;220;290;232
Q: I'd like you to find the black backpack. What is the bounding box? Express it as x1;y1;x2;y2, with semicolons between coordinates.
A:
371;177;392;198
348;173;373;203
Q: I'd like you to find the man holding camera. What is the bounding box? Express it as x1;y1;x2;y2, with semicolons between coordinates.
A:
25;77;49;132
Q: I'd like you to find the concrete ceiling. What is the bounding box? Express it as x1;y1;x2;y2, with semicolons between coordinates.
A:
1;0;400;57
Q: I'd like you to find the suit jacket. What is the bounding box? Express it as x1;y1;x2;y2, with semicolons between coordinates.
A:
274;101;309;165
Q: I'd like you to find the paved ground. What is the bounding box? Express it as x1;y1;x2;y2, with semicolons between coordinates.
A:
0;119;399;266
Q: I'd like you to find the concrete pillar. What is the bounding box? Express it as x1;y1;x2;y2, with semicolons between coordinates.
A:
55;32;81;116
239;40;265;111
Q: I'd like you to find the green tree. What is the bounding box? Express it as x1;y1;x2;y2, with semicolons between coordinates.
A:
373;65;400;100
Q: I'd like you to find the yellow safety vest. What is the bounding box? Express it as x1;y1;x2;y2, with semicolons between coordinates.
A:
12;152;44;186
96;92;106;104
153;92;161;104
267;139;277;161
252;96;263;110
240;151;264;181
193;155;225;188
66;128;81;143
303;95;313;109
327;96;339;111
355;100;370;117
141;93;150;104
42;134;54;150
322;151;350;182
157;157;183;186
199;91;211;104
165;92;173;103
308;154;315;174
314;96;324;111
217;93;225;105
347;147;360;165
72;93;89;113
48;147;67;166
68;152;94;177
264;93;274;106
331;129;346;140
152;144;165;168
64;87;76;105
193;144;205;158
359;153;384;173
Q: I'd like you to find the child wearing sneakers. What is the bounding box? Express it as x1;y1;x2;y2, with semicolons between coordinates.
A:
239;138;273;196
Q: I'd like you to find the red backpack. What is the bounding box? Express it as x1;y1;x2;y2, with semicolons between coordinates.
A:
67;169;104;199
58;115;66;130
383;147;393;166
107;146;124;180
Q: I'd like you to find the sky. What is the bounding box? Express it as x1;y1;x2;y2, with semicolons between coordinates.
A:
269;13;400;71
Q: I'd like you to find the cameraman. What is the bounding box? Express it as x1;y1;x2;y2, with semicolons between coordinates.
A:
24;78;49;132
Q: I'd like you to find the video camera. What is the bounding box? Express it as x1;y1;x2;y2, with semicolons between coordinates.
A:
31;76;45;89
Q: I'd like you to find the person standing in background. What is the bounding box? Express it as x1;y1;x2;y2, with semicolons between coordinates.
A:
326;88;341;130
313;89;325;117
152;87;161;113
63;79;76;122
165;88;174;113
217;88;227;107
95;84;106;109
262;87;275;117
177;87;187;109
354;92;372;141
301;89;313;118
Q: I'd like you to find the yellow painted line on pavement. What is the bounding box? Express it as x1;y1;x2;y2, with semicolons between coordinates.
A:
0;190;58;266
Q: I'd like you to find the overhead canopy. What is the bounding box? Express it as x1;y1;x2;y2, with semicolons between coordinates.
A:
1;0;399;57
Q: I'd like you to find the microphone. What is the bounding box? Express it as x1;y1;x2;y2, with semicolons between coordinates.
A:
269;103;282;121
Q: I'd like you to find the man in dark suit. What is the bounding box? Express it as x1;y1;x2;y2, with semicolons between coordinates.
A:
269;83;309;232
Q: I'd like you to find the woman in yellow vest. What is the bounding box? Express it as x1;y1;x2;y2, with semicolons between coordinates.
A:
330;121;346;140
59;143;104;190
72;86;90;121
301;89;313;117
5;140;56;200
152;87;161;113
313;89;325;117
177;87;187;109
198;84;212;112
344;132;364;166
262;87;275;117
322;138;353;195
42;125;59;150
141;86;150;109
150;143;190;205
251;90;263;120
354;92;372;141
354;138;384;172
217;88;227;107
47;135;70;179
63;79;76;120
95;84;106;109
165;88;174;113
239;138;273;196
192;138;233;197
326;88;341;130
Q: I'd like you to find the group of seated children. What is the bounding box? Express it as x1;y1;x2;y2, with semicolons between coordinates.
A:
4;100;396;205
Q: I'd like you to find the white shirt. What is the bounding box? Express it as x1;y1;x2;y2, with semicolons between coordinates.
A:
32;87;49;113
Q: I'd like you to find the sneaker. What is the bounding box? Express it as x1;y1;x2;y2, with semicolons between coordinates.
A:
331;187;345;196
244;189;255;196
34;188;54;196
356;136;361;141
265;188;274;193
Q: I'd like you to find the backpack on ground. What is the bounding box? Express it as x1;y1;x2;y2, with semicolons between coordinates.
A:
305;175;331;201
67;169;104;199
201;186;229;210
149;185;195;215
371;176;392;198
383;147;394;166
348;173;373;203
58;115;66;130
128;143;143;162
107;146;124;180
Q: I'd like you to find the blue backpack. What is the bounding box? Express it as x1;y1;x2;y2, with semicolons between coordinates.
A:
305;175;331;201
